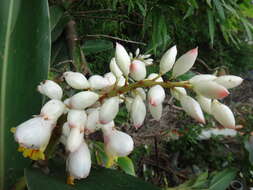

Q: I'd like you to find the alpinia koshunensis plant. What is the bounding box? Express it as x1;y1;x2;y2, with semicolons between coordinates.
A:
12;43;243;185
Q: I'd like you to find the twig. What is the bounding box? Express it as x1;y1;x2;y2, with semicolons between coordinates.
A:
196;58;213;72
85;34;147;46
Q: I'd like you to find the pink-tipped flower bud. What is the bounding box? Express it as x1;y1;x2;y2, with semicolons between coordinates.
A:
148;103;162;121
193;81;229;99
14;117;54;149
196;95;212;114
131;95;146;129
214;75;243;89
131;88;146;100
180;95;205;123
37;80;63;100
170;87;187;101
40;99;65;122
66;127;84;152
130;60;147;81
211;100;235;128
63;71;90;90
189;74;217;84
159;45;177;74
103;128;134;157
88;75;110;90
104;72;116;86
115;43;131;76
69;91;99;110
67;110;87;129
67;140;91;179
172;47;198;78
99;97;119;124
85;108;100;135
148;85;165;106
147;73;163;82
109;57;123;78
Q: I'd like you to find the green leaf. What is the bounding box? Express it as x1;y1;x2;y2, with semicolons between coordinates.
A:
213;0;225;21
244;137;253;165
50;5;65;31
207;10;215;46
25;167;160;190
117;157;136;176
209;168;237;190
0;0;50;189
82;40;113;55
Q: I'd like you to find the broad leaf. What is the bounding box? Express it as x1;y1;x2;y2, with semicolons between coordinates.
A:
117;157;136;176
25;167;160;190
83;40;113;55
0;0;50;189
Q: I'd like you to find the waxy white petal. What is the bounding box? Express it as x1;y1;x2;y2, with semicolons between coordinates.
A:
67;140;91;179
211;100;235;128
130;60;147;81
115;43;131;76
37;80;63;100
125;97;133;112
148;103;162;121
196;95;212;114
69;91;99;110
40;99;65;122
14;117;54;149
172;47;198;77
99;97;119;124
189;74;217;84
180;95;205;123
85;108;100;134
159;45;177;74
109;57;122;78
67;110;87;129
170;87;187;101
147;73;163;82
131;88;146;100
198;128;237;140
66;127;84;152
214;75;243;89
117;76;126;87
63;71;90;89
193;81;229;99
148;85;165;106
104;72;116;86
131;95;146;129
103;129;134;157
88;75;109;90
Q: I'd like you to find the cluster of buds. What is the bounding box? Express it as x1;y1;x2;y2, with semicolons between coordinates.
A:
13;43;243;184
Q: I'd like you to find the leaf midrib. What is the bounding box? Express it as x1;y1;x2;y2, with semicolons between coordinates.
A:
0;0;15;188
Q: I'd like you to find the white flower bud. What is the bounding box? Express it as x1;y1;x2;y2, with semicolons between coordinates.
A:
40;99;65;122
172;47;198;78
67;110;87;129
88;75;109;90
85;108;100;135
198;128;237;140
211;100;235;128
148;103;162;121
66;127;84;152
60;122;70;145
14;117;54;149
63;71;90;90
180;95;205;123
67;140;91;179
131;95;146;129
99;97;119;124
147;73;163;82
189;74;217;84
37;80;63;100
148;85;165;106
131;88;146;100
103;129;134;157
193;81;229;99
104;72;117;86
159;45;177;74
110;57;122;78
99;121;115;135
125;97;133;112
115;43;131;76
63;98;70;114
170;87;187;101
129;60;147;81
214;75;243;89
69;91;99;110
117;76;126;87
196;95;212;114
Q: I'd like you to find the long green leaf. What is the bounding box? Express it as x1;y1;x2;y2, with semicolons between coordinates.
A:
207;10;215;46
117;157;136;176
0;0;50;189
213;0;226;21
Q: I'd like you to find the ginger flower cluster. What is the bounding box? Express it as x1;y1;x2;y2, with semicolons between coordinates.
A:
13;43;243;184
